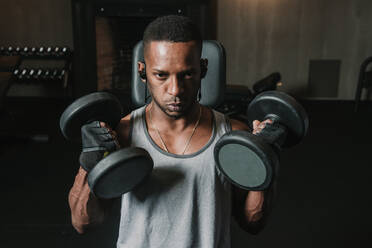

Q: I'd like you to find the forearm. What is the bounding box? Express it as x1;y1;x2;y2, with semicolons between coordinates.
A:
234;190;267;234
68;167;107;234
244;191;265;222
233;182;276;234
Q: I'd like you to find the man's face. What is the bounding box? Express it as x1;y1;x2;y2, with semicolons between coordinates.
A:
141;41;202;119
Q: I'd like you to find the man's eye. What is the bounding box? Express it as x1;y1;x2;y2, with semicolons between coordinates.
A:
155;73;167;79
184;72;194;79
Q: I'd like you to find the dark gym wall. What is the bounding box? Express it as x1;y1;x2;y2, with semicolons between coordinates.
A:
0;0;73;48
1;0;372;99
217;0;372;99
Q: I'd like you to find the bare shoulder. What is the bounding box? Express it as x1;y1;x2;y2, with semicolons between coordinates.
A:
116;113;131;147
230;118;251;132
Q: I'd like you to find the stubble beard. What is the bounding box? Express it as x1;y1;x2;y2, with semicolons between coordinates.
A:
152;95;189;119
150;90;200;120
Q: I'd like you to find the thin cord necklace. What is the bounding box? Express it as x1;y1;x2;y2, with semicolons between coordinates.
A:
148;104;202;155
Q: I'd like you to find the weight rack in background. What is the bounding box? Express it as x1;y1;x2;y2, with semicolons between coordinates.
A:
0;46;73;144
0;45;73;99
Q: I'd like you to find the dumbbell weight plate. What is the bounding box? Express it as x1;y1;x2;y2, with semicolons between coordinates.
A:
60;92;123;140
247;91;308;147
88;147;154;199
214;130;279;191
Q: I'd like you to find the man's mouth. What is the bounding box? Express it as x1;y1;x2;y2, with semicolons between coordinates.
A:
167;103;183;112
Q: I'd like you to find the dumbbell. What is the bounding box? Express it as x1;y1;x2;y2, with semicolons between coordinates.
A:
51;68;59;80
21;47;29;56
214;91;308;191
28;68;35;79
37;47;45;56
12;68;26;80
61;46;70;55
15;47;21;55
60;92;153;198
30;47;37;55
6;46;14;55
53;47;60;56
20;68;28;80
253;72;282;95
42;69;51;80
58;69;66;80
13;69;20;79
46;46;52;55
35;68;43;79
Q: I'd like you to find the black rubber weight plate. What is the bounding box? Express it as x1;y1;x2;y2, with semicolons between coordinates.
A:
247;91;309;147
214;130;277;190
88;147;154;199
60;92;123;140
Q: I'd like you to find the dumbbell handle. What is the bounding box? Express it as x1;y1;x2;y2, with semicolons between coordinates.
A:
256;122;287;150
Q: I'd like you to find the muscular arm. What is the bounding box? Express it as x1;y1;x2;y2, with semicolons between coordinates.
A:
68;114;131;234
68;167;111;233
230;119;276;234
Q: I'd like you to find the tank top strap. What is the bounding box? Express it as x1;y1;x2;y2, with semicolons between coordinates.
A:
212;109;232;139
128;105;147;146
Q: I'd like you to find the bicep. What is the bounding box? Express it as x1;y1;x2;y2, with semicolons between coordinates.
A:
116;113;131;148
230;118;251;132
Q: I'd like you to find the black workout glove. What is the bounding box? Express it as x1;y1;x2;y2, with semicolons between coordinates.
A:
79;121;117;172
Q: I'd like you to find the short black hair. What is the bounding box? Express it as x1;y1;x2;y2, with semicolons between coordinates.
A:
143;15;202;55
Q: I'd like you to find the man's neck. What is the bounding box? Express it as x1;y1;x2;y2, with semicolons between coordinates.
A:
147;102;201;133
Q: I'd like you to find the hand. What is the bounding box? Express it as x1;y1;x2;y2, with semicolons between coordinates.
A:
252;119;273;135
79;121;120;172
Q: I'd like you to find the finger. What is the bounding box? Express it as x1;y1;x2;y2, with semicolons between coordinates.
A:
100;122;115;133
110;130;118;139
257;119;273;129
110;130;120;149
263;119;273;125
98;133;114;141
97;130;118;141
82;123;108;134
91;127;110;135
253;120;260;130
100;131;120;149
253;128;262;135
258;122;266;129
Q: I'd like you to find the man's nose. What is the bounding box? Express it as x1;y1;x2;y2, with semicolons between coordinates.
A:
167;76;183;96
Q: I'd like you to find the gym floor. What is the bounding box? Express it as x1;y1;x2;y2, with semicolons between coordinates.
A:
0;96;371;248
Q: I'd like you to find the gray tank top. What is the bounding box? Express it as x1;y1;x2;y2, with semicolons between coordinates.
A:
117;106;232;248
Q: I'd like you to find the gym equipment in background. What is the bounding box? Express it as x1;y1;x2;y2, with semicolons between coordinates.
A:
0;44;73;144
0;45;73;96
354;56;372;112
0;45;71;57
217;72;283;122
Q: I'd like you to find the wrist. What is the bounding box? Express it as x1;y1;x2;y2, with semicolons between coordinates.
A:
79;150;106;172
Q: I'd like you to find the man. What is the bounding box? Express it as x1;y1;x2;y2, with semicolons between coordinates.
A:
69;15;275;247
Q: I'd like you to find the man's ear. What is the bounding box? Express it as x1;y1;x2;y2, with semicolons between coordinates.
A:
138;61;147;82
200;58;208;79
